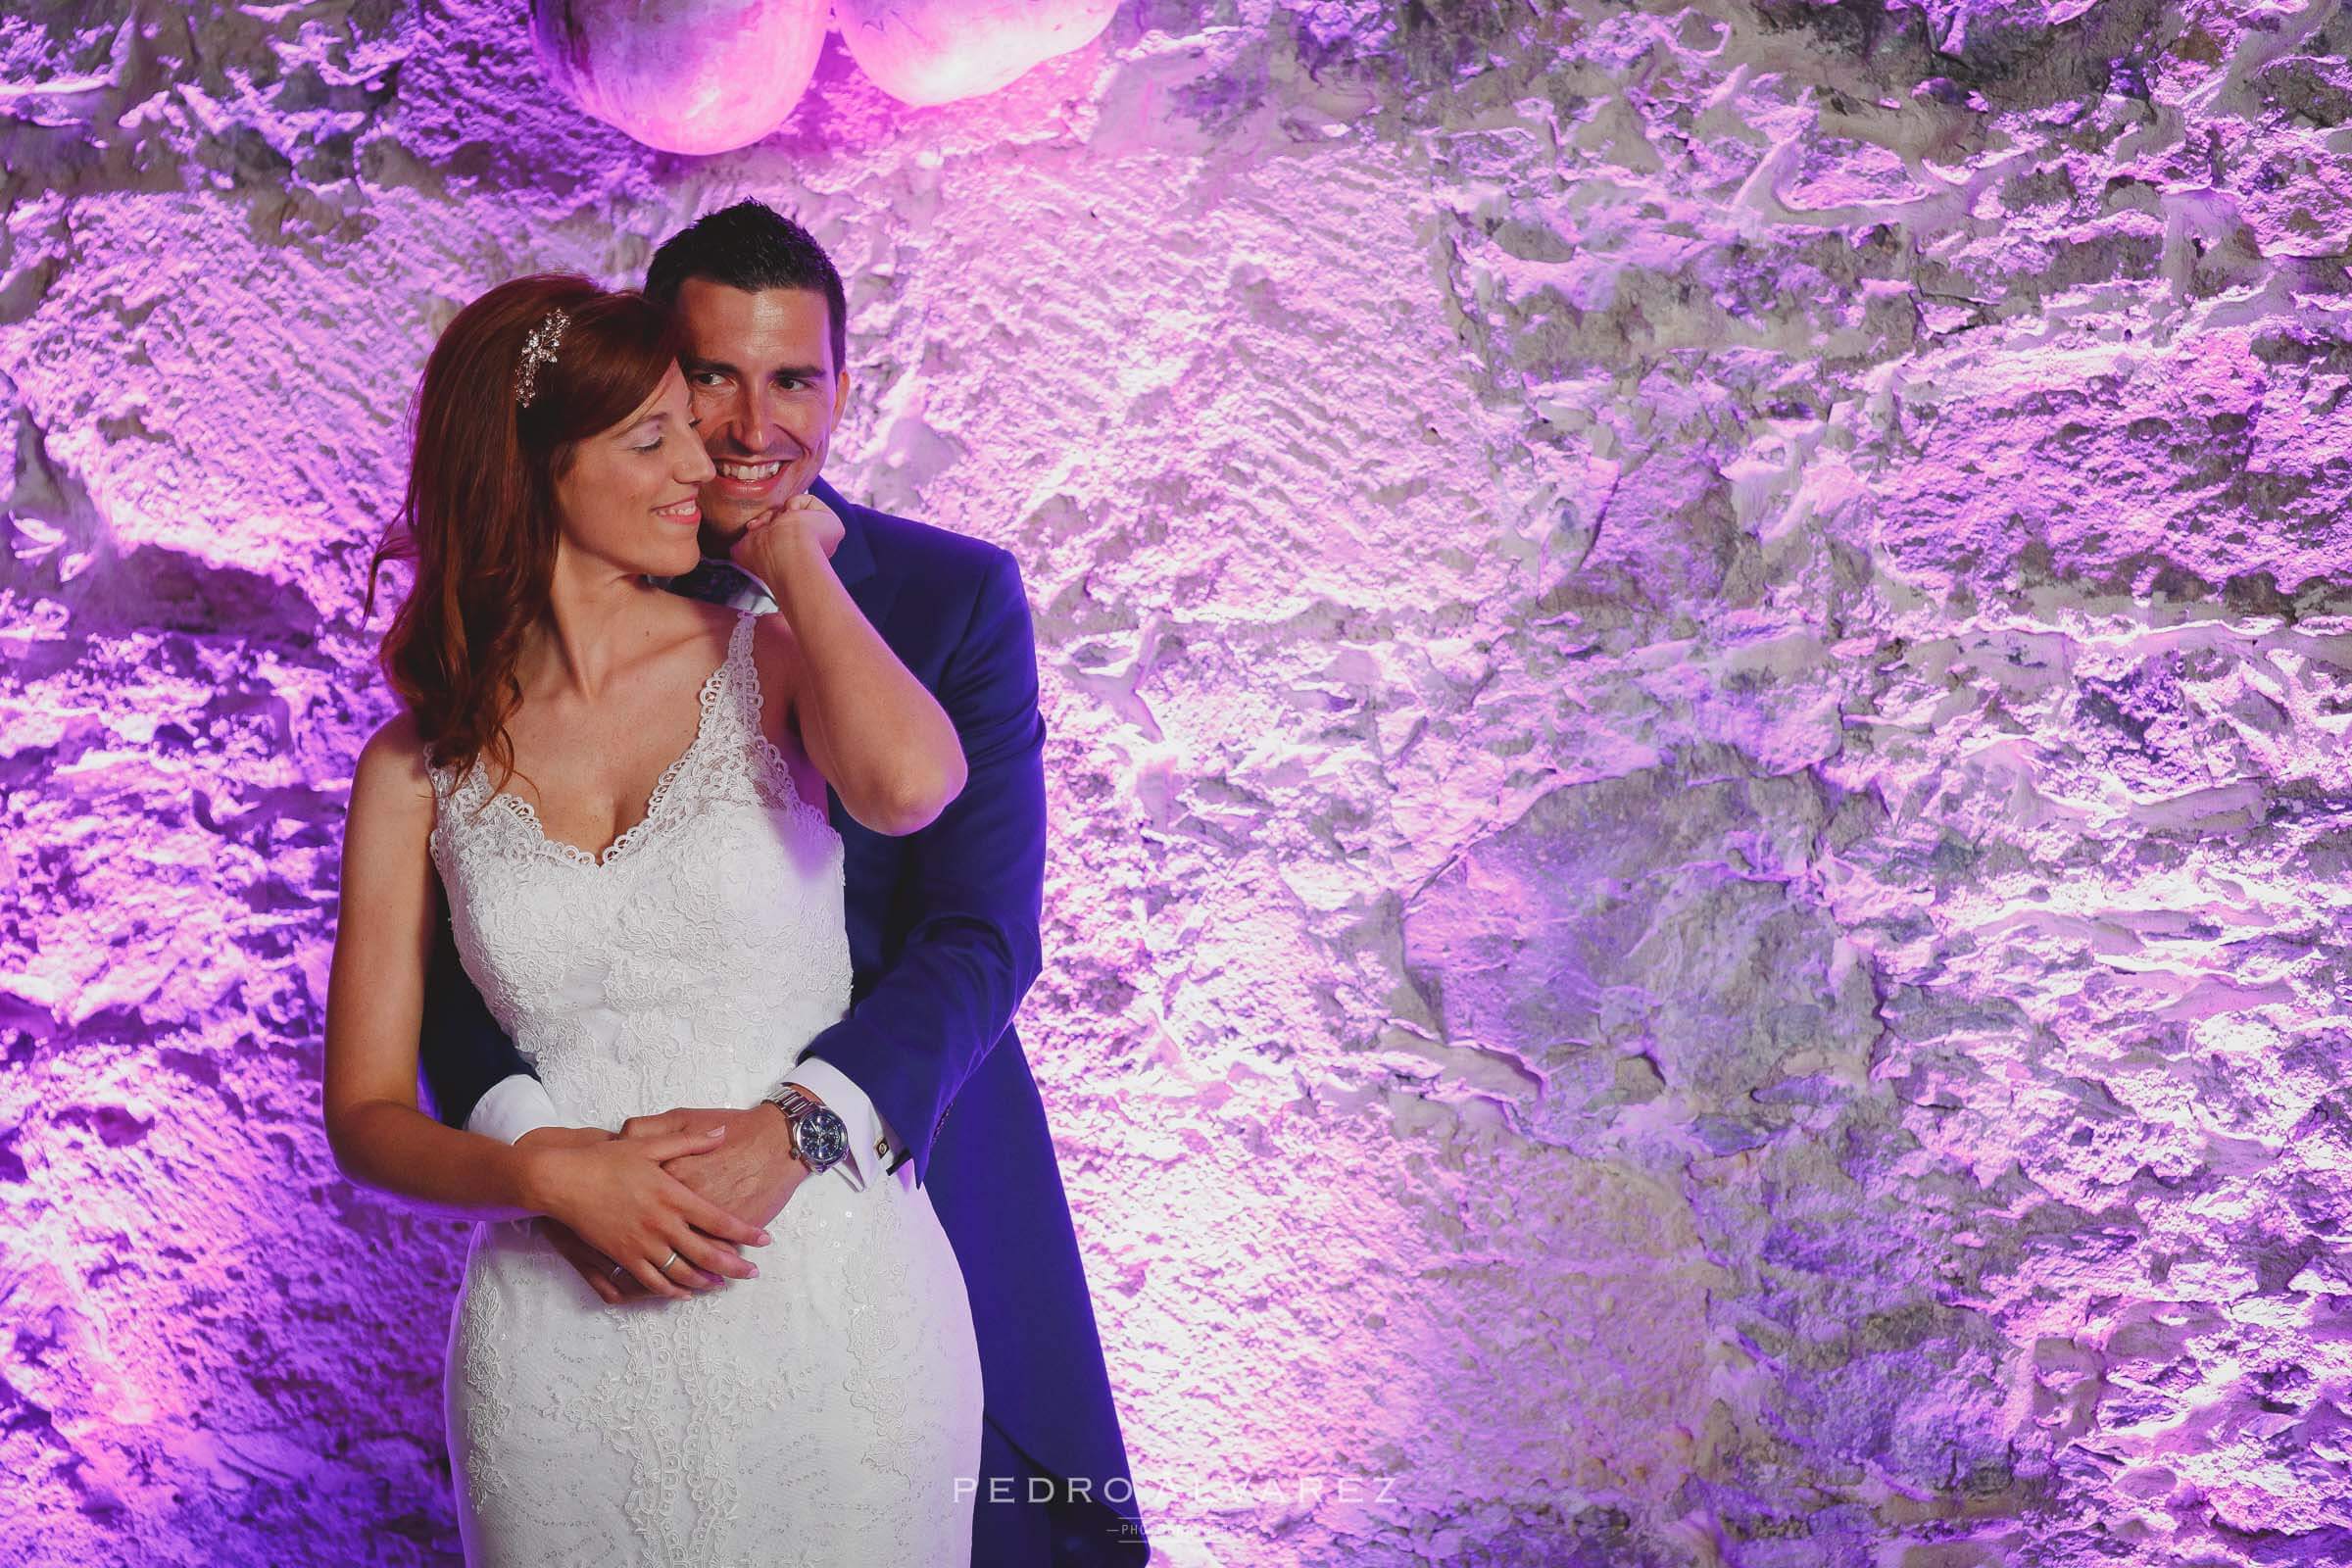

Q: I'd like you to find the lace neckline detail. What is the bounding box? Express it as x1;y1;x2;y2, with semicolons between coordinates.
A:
456;611;753;870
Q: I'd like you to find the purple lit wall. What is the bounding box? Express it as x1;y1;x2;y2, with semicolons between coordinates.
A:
5;1;2351;1564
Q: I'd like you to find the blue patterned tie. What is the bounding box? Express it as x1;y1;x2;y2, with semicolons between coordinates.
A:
658;557;777;615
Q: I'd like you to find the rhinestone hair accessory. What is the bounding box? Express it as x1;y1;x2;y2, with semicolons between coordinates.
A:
513;308;571;409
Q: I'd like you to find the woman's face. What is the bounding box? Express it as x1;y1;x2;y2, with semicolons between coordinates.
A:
550;363;716;579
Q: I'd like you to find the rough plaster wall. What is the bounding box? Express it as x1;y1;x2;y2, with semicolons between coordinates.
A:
5;0;2352;1564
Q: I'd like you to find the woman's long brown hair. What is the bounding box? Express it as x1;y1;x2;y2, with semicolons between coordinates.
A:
364;273;683;799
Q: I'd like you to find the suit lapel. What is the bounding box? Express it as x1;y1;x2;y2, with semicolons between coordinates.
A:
810;474;905;635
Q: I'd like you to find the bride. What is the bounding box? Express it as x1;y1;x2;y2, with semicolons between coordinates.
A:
319;273;983;1563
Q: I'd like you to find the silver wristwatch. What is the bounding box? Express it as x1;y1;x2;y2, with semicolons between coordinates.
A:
762;1082;849;1173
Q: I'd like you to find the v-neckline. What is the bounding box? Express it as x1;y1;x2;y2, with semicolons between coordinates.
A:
475;612;745;870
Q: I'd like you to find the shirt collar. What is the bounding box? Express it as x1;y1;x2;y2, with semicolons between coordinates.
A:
659;555;774;612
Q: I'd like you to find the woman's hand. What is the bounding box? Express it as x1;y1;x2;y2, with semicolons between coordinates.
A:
522;1125;773;1300
729;491;843;597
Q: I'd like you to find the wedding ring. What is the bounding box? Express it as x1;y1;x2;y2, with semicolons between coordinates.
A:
659;1250;682;1274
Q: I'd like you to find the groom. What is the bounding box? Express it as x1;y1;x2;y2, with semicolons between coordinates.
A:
416;200;1148;1565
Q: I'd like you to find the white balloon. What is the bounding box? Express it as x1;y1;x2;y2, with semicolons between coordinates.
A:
530;0;830;155
835;0;1119;107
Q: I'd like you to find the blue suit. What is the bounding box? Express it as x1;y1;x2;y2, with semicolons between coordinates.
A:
417;474;1149;1564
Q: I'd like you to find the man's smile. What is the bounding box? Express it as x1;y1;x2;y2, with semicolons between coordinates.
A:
706;452;804;506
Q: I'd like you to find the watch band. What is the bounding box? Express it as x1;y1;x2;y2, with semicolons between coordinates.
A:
764;1081;819;1121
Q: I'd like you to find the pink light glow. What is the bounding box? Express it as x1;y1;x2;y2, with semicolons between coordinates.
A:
835;0;1119;107
529;0;829;155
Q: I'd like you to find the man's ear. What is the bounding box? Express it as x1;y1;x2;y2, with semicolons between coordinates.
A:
829;365;853;433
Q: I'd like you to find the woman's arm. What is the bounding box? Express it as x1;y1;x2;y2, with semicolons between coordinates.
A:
320;714;778;1295
321;713;550;1220
734;492;966;835
786;541;1048;1188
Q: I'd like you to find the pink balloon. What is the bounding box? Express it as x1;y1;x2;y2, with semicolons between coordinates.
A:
531;0;830;155
835;0;1119;107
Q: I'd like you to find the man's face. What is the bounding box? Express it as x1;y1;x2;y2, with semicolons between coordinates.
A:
672;277;852;551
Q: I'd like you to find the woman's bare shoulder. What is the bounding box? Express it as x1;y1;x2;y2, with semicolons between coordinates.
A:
351;710;436;815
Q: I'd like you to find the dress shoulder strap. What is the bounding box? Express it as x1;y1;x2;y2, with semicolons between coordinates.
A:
704;608;829;834
424;750;467;811
711;608;766;748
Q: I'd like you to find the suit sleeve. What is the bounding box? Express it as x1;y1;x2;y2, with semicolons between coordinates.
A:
792;546;1046;1188
417;873;543;1130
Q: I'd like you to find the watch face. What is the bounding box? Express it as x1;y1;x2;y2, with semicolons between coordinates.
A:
797;1105;849;1168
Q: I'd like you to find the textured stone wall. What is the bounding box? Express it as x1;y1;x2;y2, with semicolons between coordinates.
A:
5;0;2352;1563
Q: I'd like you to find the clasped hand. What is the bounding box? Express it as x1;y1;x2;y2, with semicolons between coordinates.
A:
727;490;844;593
521;1102;810;1304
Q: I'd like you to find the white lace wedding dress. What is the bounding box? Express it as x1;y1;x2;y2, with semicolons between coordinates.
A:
424;608;983;1566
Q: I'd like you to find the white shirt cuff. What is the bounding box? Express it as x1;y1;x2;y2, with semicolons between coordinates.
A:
779;1057;901;1193
466;1074;566;1146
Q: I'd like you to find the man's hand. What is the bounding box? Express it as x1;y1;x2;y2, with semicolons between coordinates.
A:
533;1212;640;1304
624;1102;810;1231
527;1106;810;1303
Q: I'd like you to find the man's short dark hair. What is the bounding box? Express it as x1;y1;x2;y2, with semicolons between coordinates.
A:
645;199;849;378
